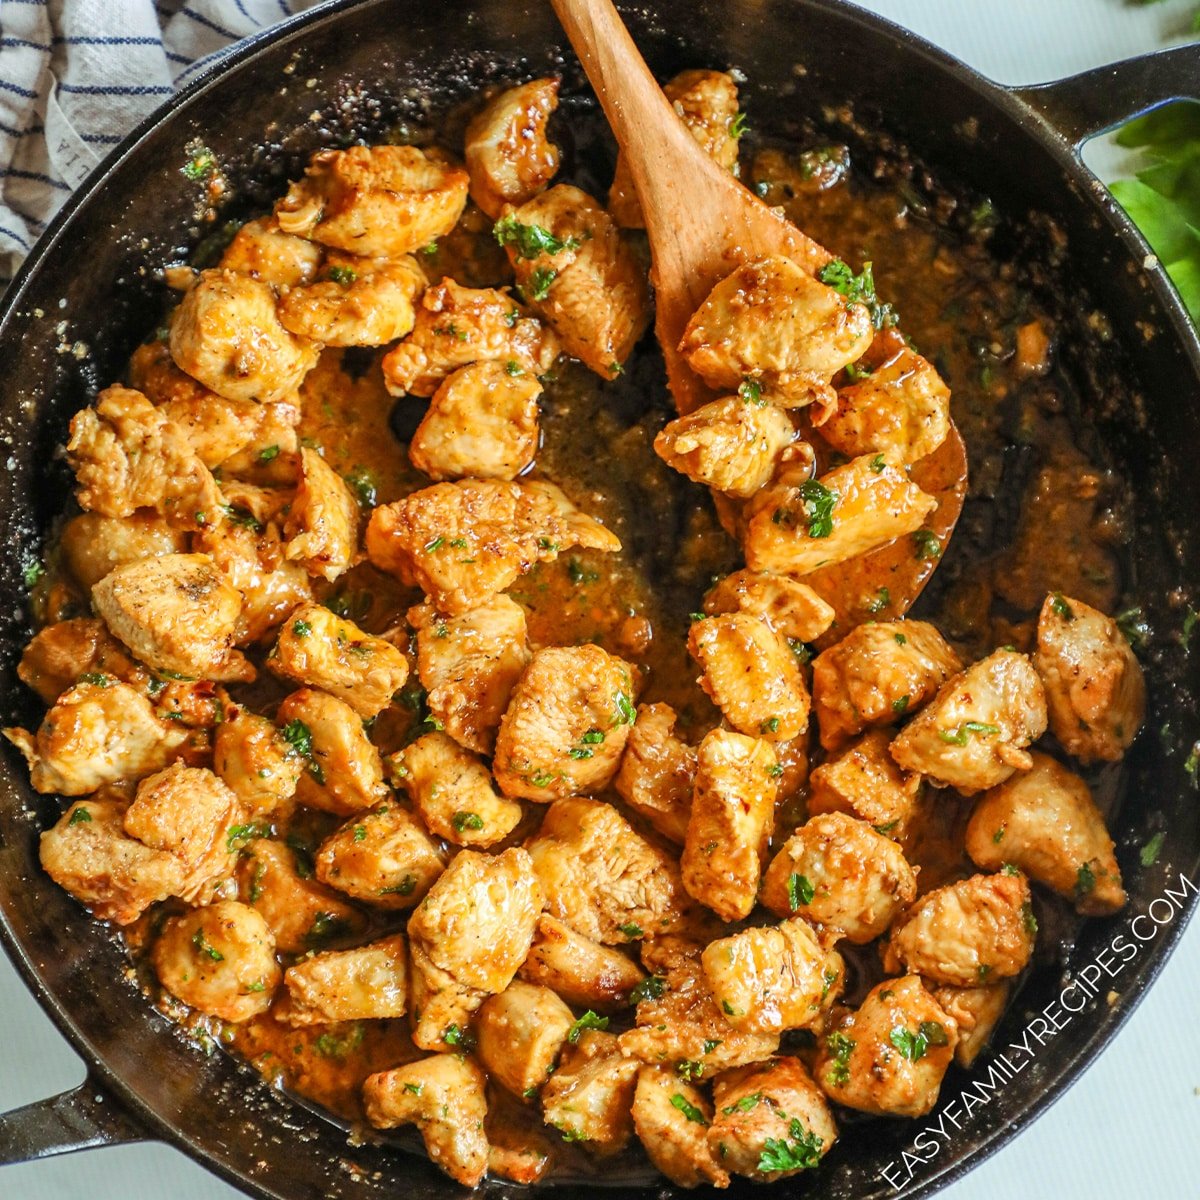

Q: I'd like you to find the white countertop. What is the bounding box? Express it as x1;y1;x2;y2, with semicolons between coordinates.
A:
2;1;1198;1197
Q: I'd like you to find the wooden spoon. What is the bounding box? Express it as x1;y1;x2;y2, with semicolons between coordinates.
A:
550;0;967;624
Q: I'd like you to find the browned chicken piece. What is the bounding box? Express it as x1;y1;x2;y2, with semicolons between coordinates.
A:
366;478;619;616
363;1054;490;1188
703;569;836;644
17;618;140;705
268;601;408;719
708;1057;838;1181
276;253;426;346
217;215;323;286
743;457;937;577
409;596;530;754
811;619;960;750
760;812;918;943
806;729;922;839
518;914;647;1012
610;68;740;228
275;689;388;814
381;278;560;398
930;979;1013;1068
396;732;523;847
213;708;303;816
59;512;189;593
614;702;696;845
679;256;874;412
476;980;575;1100
276;145;469;258
492;644;637;801
314;803;445;910
688;613;809;742
526;798;689;945
237;837;367;954
883;871;1036;986
890;649;1048;795
541;1029;639;1154
152;899;280;1022
497;185;651;377
1033;592;1145;763
702;917;844;1035
631;1065;729;1189
169;269;320;404
282;447;359;582
681;729;777;921
822;345;951;465
66;385;223;532
408;360;542;481
965;750;1125;915
275;933;408;1026
91;552;254;682
6;680;188;795
408;847;543;998
464;78;561;219
813;975;958;1117
654;395;797;499
408;939;488;1052
485;1091;554;1183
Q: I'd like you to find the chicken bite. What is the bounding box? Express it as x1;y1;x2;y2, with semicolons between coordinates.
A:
59;512;188;594
632;1065;729;1189
806;729;922;838
283;447;359;582
702;568;835;644
541;1029;639;1154
408;939;487;1053
17;618;141;706
213;708;303;816
217;215;323;286
518;914;646;1012
275;933;408;1026
475;980;575;1100
485;1091;554;1183
614;702;696;845
930;979;1012;1068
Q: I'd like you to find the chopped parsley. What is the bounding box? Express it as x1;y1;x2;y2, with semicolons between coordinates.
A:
767;762;785;779
380;875;417;897
345;466;378;508
443;1023;475;1049
226;822;270;852
68;807;92;826
314;1024;365;1058
866;586;891;614
816;258;896;329
23;560;44;588
505;360;523;376
666;1093;707;1126
191;929;224;961
530;266;557;300
1183;607;1198;651
913;528;942;560
729;111;749;140
281;718;325;784
787;873;814;909
1140;832;1166;867
993;824;1007;844
758;1121;823;1173
739;377;765;405
182;146;217;180
1050;593;1074;620
613;689;637;726
889;1020;947;1063
869;453;887;472
1116;605;1151;650
258;444;280;463
894;632;908;645
78;672;111;688
451;811;485;833
403;1082;423;1095
617;922;643;939
493;215;584;259
1021;901;1039;936
567;1010;609;1044
760;716;781;734
722;1092;763;1115
937;721;1000;746
326;265;358;286
423;536;445;553
292;619;312;638
222;503;263;532
676;1059;705;1081
797;479;836;538
825;1031;855;1086
892;694;910;715
628;975;666;1005
1075;862;1097;898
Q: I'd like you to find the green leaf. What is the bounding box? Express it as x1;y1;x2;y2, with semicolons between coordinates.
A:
567;1010;609;1044
670;1093;708;1124
1110;177;1200;269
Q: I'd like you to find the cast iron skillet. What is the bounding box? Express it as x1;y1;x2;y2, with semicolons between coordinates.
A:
0;2;1198;1197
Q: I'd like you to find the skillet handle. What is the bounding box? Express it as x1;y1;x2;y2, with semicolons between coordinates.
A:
0;1075;146;1165
1012;43;1200;148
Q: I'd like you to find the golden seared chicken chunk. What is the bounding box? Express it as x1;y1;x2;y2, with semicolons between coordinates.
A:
806;729;922;839
476;980;575;1099
276;145;469;258
91;552;254;682
822;345;951;465
890;649;1048;794
59;512;188;594
708;1057;838;1181
283;447;359;582
408;938;487;1052
631;1065;728;1189
654;395;797;499
169;270;319;404
542;1029;639;1153
397;732;523;847
702;918;844;1035
66;385;223;532
703;568;836;644
814;975;957;1117
268;602;408;719
610;68;740;227
526;798;689;944
409;596;530;753
931;979;1012;1067
614;702;696;845
213;708;303;816
744;457;937;577
367;478;619;615
152;899;280;1022
682;730;777;921
760;812;917;942
1033;592;1145;763
276;252;426;347
464;78;561;219
965;750;1125;915
363;1054;490;1188
276;933;408;1026
315;803;444;909
811;619;960;750
679;256;874;410
17;618;140;706
218;215;322;286
518;914;646;1012
275;688;388;814
883;870;1036;986
492;644;637;801
688;613;809;742
6;681;188;795
382;278;560;397
408;360;542;481
496;185;651;377
485;1095;555;1184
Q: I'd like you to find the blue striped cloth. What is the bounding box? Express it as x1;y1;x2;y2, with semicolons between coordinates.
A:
0;0;328;294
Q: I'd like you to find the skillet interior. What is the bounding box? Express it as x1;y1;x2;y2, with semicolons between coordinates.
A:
0;2;1197;1198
